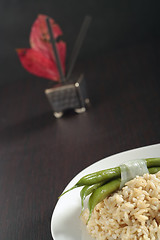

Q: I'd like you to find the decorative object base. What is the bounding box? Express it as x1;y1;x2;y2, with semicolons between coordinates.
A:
45;74;90;118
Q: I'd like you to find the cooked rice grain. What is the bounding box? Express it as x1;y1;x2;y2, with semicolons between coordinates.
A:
81;172;160;240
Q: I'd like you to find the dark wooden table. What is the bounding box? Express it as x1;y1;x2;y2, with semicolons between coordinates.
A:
0;40;160;240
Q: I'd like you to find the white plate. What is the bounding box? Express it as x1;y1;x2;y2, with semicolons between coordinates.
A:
51;143;160;240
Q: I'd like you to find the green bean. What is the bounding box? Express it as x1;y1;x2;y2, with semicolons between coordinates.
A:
59;167;121;197
77;167;121;185
148;167;160;174
80;181;107;212
76;158;160;186
80;159;160;187
59;158;160;198
80;158;160;187
146;158;160;168
87;178;121;223
59;185;78;198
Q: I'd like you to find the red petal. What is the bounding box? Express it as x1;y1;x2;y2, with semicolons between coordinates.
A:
16;48;60;81
29;14;66;74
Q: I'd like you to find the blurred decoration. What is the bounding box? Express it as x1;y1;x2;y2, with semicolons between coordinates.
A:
16;14;66;81
17;14;91;118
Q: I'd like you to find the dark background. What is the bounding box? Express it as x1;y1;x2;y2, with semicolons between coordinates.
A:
0;1;160;239
1;0;160;86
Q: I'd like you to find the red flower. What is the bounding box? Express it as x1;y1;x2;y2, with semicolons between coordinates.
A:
17;14;66;82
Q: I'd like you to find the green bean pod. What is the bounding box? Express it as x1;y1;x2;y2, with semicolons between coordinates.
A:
146;158;160;168
59;158;160;198
77;167;121;186
148;167;160;174
87;178;121;222
80;158;160;187
59;167;121;197
80;181;107;212
59;185;78;198
79;158;160;188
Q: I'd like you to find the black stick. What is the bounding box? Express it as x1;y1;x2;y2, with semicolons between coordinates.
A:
66;15;92;80
46;17;65;83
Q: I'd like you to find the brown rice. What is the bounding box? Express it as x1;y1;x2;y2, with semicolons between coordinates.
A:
81;172;160;240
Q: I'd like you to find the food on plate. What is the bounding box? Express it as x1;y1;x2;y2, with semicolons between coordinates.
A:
81;171;160;239
60;158;160;220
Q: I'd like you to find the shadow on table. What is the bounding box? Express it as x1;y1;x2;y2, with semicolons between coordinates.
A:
0;108;85;145
0;111;55;144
